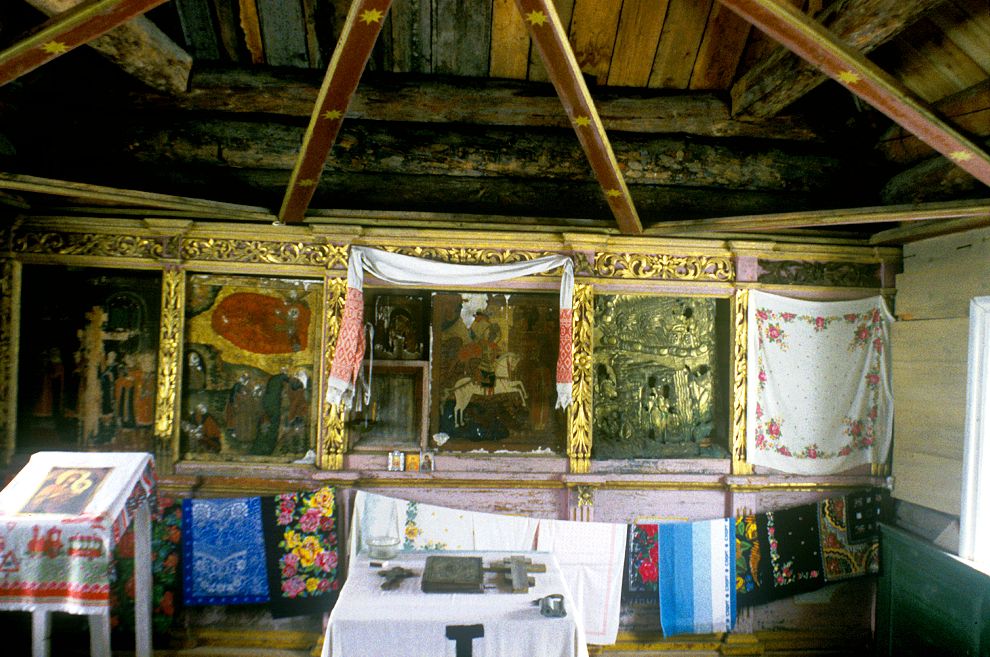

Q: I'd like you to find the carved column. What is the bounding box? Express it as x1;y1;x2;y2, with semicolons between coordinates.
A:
731;288;752;475
318;274;348;470
567;283;593;473
0;259;20;465
154;266;185;475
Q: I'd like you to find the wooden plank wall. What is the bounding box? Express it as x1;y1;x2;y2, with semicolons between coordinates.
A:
892;226;990;515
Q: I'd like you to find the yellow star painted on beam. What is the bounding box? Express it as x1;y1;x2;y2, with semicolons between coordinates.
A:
360;8;384;24
950;150;974;162
837;70;861;85
41;41;69;55
574;116;591;127
606;189;622;198
297;179;316;187
323;109;343;121
526;10;548;26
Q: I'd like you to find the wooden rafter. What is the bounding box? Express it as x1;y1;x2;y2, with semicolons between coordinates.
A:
278;0;392;224
24;0;191;94
0;0;170;87
644;198;990;236
0;171;275;219
730;0;942;118
512;0;643;235
719;0;990;191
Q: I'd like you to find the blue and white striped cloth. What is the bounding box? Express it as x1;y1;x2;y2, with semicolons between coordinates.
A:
658;518;736;637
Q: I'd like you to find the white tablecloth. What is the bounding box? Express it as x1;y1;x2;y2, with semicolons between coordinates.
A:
324;551;588;657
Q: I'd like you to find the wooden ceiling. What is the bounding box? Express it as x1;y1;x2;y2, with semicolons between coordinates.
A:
0;0;987;242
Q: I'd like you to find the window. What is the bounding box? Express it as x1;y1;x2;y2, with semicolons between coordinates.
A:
960;297;990;564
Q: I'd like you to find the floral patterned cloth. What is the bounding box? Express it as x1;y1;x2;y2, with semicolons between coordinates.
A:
624;523;659;603
757;504;824;601
734;514;768;606
181;497;269;605
110;495;182;635
746;291;894;474
261;487;340;618
818;492;880;582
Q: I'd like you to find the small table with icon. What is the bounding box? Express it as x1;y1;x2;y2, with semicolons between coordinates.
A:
0;451;157;657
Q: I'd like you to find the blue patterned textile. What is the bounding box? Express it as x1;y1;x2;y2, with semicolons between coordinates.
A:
182;497;270;605
658;518;736;637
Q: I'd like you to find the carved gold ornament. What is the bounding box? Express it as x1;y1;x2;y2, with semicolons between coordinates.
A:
595;252;733;281
731;289;751;475
567;284;593;473
319;275;349;470
155;267;186;472
12;231;169;259
180;238;348;268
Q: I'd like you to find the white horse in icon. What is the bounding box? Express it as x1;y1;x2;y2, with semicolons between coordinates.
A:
449;352;528;427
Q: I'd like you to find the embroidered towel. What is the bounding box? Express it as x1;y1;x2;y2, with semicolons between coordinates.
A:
746;291;894;474
537;519;626;645
182;497;269;605
657;519;736;637
261;487;340;618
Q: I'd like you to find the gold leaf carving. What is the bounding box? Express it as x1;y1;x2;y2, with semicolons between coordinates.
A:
568;283;593;473
731;289;752;475
155;267;185;473
382;246;594;275
595;252;733;281
319;275;348;470
181;238;347;267
12;231;166;259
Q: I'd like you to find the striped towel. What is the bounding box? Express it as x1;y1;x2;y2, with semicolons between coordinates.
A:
658;518;736;637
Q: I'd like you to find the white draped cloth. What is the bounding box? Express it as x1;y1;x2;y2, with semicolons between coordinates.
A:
745;291;894;474
536;519;626;646
326;246;574;410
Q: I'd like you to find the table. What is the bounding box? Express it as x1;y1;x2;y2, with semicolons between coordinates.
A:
0;452;157;657
324;551;588;657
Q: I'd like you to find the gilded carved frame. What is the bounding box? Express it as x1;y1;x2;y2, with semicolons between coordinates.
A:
0;217;893;475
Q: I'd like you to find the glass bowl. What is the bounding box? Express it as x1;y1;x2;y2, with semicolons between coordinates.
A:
367;535;400;560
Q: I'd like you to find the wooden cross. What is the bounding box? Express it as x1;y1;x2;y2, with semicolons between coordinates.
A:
486;556;547;593
378;566;416;590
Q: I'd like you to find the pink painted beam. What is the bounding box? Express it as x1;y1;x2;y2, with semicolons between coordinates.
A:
718;0;990;190
0;0;170;86
513;0;643;235
279;0;392;224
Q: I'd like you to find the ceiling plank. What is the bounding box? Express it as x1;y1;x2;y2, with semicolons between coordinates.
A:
644;197;990;236
881;137;990;204
567;0;623;85
513;0;642;234
278;0;392;224
490;0;531;79
255;0;309;68
689;1;750;89
606;0;668;87
0;0;172;87
433;0;492;77
719;0;990;191
237;0;265;64
648;0;714;89
528;0;573;83
730;0;942;117
390;0;431;73
24;0;191;94
870;213;990;245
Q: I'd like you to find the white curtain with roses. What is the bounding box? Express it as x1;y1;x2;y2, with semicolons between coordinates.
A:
745;291;894;475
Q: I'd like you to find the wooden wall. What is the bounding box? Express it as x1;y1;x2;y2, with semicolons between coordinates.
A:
892;226;990;516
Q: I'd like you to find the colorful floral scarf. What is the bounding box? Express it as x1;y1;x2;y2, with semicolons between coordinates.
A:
261;487;340;618
624;523;659;603
818;491;881;582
